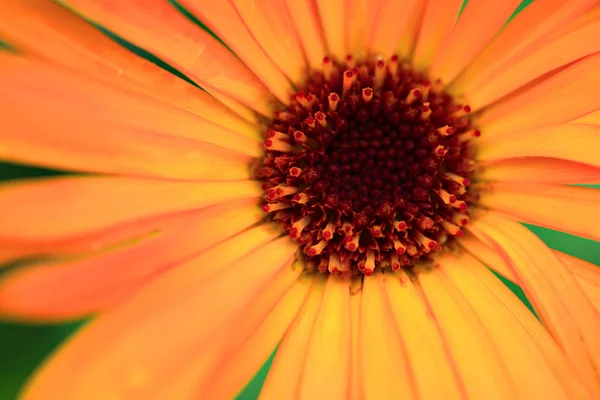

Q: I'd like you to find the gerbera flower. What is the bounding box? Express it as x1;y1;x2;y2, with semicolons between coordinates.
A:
1;0;600;398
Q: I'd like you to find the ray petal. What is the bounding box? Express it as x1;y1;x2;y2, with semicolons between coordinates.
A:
284;0;326;69
479;182;600;241
470;212;600;395
479;158;600;184
369;0;420;58
315;0;347;60
22;236;296;399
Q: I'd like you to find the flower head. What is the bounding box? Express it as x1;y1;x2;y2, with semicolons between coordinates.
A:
0;0;600;399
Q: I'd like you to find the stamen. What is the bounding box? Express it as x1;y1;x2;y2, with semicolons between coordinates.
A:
328;93;339;111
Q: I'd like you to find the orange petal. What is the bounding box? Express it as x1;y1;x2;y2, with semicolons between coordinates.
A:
429;0;522;85
478;124;600;168
181;0;293;103
574;108;600;124
557;252;600;313
479;182;600;241
65;0;276;114
369;0;420;58
146;260;310;400
479;157;600;184
197;271;311;399
461;231;600;313
417;267;517;399
0;200;262;321
348;278;362;400
0;55;256;180
467;18;600;110
0;0;260;132
22;236;295;399
477;53;600;137
395;0;427;57
231;0;306;85
470;212;600;395
346;0;370;59
440;252;588;398
299;274;351;399
412;0;463;72
452;0;597;95
259;274;327;399
0;176;260;244
315;0;347;60
359;272;415;399
384;271;463;399
284;0;326;69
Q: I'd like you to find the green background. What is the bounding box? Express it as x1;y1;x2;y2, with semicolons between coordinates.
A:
1;0;599;398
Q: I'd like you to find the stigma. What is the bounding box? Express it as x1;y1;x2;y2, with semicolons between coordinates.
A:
257;55;479;276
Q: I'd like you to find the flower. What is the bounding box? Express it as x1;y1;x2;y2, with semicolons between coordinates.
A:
1;0;600;398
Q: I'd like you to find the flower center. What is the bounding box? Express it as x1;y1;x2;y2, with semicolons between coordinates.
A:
257;55;479;276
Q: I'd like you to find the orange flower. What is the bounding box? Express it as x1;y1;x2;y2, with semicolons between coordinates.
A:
1;0;600;398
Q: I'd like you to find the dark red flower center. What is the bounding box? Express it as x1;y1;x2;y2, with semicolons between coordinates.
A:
257;55;479;276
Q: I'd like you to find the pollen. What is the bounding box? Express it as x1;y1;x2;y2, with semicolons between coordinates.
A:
256;55;479;276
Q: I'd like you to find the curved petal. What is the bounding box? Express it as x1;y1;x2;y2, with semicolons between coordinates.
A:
181;0;293;103
0;200;262;321
416;267;516;399
478;124;600;168
467;18;600;110
479;158;600;184
230;0;306;85
284;0;326;69
145;261;310;400
360;272;416;399
0;0;260;132
299;275;351;399
412;0;463;72
259;274;326;399
316;0;347;60
479;182;600;241
369;0;419;58
1;55;257;180
64;0;276;114
440;252;589;398
452;0;598;95
476;53;600;137
470;212;600;396
22;236;295;399
384;271;464;399
429;0;522;85
0;176;260;244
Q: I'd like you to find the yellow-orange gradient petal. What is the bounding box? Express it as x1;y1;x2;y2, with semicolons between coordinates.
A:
284;0;326;69
181;0;293;103
452;0;597;95
470;213;600;396
557;252;600;313
477;53;600;137
412;0;463;72
395;0;427;58
299;274;351;399
0;0;260;132
0;56;257;180
478;124;600;168
440;252;588;398
0;200;262;321
348;278;362;400
369;0;419;58
231;0;306;86
467;17;600;110
360;272;415;399
479;182;600;241
0;176;260;244
429;0;522;85
22;236;295;399
63;0;276;114
316;0;347;60
141;260;309;400
574;108;600;124
345;0;369;59
417;267;516;399
384;271;463;399
479;158;600;184
259;274;327;399
460;232;600;313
